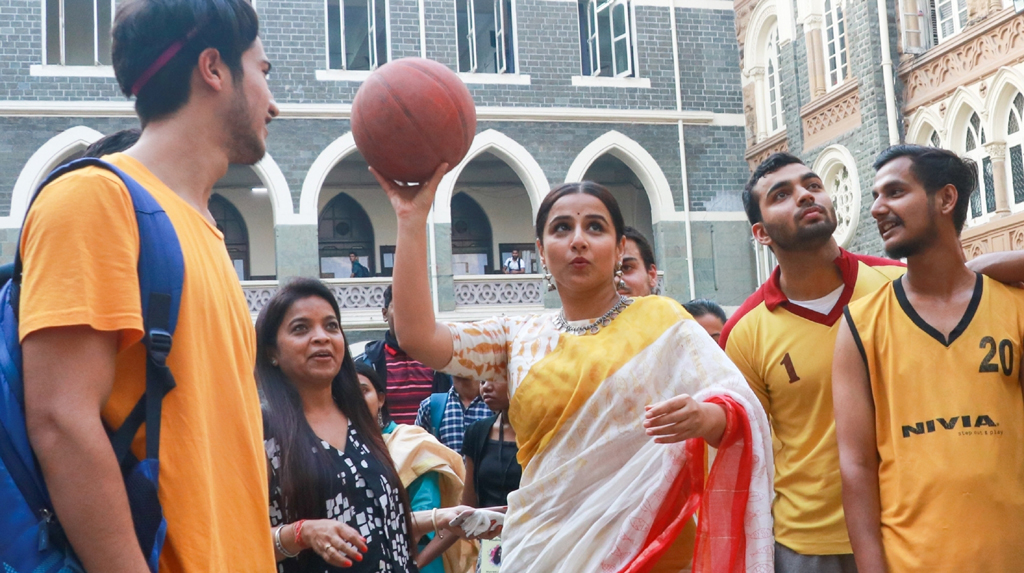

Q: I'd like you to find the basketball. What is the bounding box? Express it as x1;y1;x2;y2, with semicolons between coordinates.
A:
351;58;477;183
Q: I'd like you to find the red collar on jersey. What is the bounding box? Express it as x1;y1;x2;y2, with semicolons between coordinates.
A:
761;248;859;326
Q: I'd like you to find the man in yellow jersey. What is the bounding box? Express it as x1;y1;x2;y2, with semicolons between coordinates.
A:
20;1;279;572
834;145;1024;573
722;152;905;573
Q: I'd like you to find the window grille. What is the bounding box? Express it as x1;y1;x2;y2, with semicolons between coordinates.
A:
579;0;634;78
326;0;388;71
766;27;784;134
1007;93;1024;205
824;0;848;90
45;0;113;65
457;0;515;73
965;112;994;223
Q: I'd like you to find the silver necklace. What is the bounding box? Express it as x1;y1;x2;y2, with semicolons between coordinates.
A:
554;295;633;335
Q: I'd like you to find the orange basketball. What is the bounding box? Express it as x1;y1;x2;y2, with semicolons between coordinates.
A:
351;58;477;183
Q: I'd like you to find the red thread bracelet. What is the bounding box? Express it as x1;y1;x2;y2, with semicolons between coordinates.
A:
294;520;308;549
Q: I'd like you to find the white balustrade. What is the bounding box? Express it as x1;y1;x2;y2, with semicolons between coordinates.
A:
241;278;393;315
453;274;544;306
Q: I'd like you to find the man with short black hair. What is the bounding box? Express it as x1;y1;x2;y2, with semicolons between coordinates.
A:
359;286;452;424
617;226;658;297
503;249;526;274
19;0;278;571
349;251;370;277
722;152;905;573
835;145;1024;572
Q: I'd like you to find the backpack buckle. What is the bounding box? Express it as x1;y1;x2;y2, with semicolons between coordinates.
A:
145;329;172;364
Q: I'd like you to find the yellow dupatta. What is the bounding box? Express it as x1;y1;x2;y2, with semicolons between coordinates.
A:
383;424;477;573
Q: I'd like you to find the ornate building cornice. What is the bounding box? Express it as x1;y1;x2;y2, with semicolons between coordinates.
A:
801;81;861;149
899;7;1024;112
744;130;789;169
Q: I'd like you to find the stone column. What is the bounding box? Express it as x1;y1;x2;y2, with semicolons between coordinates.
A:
275;224;320;280
431;221;457;312
986;141;1010;217
805;15;826;98
652;220;692;303
749;67;768;142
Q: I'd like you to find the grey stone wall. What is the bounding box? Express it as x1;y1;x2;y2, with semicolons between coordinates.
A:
684;125;748;212
777;0;903;257
0;116;140;213
677;7;744;114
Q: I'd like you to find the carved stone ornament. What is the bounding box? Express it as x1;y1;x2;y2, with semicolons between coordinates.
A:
745;130;789;169
900;9;1024;110
801;82;862;149
985;141;1007;160
980;81;988;98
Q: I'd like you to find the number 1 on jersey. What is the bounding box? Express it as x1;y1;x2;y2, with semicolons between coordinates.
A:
781;352;801;383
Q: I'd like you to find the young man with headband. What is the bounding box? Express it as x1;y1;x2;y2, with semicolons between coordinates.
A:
835;145;1024;571
20;0;278;571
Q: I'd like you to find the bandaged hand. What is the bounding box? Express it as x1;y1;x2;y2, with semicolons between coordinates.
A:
446;508;505;540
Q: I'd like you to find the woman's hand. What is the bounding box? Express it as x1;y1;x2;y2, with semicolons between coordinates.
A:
436;506;503;540
644;395;727;448
371;163;448;222
301;519;368;567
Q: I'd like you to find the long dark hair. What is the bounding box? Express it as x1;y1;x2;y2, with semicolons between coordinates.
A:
355;361;392;427
535;181;625;244
256;278;414;556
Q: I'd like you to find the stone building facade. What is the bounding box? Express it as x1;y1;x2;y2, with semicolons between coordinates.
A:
0;0;755;334
733;0;1023;272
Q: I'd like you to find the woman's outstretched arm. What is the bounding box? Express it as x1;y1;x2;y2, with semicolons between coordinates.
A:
372;164;455;369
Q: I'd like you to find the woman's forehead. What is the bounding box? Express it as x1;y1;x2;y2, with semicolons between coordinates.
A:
548;193;609;218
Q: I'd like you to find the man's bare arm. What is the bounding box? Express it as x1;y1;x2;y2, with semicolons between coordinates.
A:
23;326;149;573
966;251;1024;285
832;317;887;573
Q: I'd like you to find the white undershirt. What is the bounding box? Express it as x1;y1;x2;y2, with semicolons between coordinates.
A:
788;284;844;315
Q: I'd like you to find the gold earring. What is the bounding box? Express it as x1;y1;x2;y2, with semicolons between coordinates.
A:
614;262;624;288
542;262;556;292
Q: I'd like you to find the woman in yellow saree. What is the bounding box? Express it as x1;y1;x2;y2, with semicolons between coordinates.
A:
373;164;774;573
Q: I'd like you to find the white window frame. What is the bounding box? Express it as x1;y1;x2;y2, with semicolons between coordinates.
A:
1007;93;1024;211
935;0;968;43
900;0;934;54
583;0;634;78
965;112;995;225
324;0;391;72
42;0;114;66
458;0;516;74
765;26;784;135
824;0;848;91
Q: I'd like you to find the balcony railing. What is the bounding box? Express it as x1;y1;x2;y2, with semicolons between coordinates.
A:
453;274;545;306
242;277;393;316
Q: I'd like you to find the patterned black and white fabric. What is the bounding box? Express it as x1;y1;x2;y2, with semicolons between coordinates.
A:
267;424;417;573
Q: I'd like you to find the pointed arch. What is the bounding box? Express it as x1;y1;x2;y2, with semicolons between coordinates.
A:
564;131;675;224
299;132;360;226
986;66;1024;141
945;87;988;154
251;153;297;225
906;106;945;146
744;0;778;72
434;129;550;224
5;126;104;228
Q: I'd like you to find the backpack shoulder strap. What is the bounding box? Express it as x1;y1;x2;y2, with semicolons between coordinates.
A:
25;158;185;463
429;392;449;437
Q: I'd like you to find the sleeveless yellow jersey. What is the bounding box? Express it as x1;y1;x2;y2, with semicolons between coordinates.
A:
845;274;1024;572
721;249;905;554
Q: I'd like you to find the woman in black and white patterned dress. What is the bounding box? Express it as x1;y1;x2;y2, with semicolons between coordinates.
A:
257;279;476;573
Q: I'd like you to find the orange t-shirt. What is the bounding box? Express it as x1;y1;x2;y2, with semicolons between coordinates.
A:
18;153;274;573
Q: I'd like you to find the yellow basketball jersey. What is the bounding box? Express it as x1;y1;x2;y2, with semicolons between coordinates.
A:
722;250;905;554
845;274;1024;572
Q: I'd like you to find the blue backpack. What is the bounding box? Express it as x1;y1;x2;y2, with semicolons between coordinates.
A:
0;158;184;573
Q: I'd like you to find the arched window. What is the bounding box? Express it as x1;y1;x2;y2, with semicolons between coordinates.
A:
1008;93;1024;206
451;192;494;275
965;112;995;223
813;145;861;248
929;130;942;148
766;26;784;134
824;0;848;91
209;194;250;281
318;193;375;278
828;166;855;246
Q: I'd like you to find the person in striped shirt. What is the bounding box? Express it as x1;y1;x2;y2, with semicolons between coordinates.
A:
358;286;451;424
